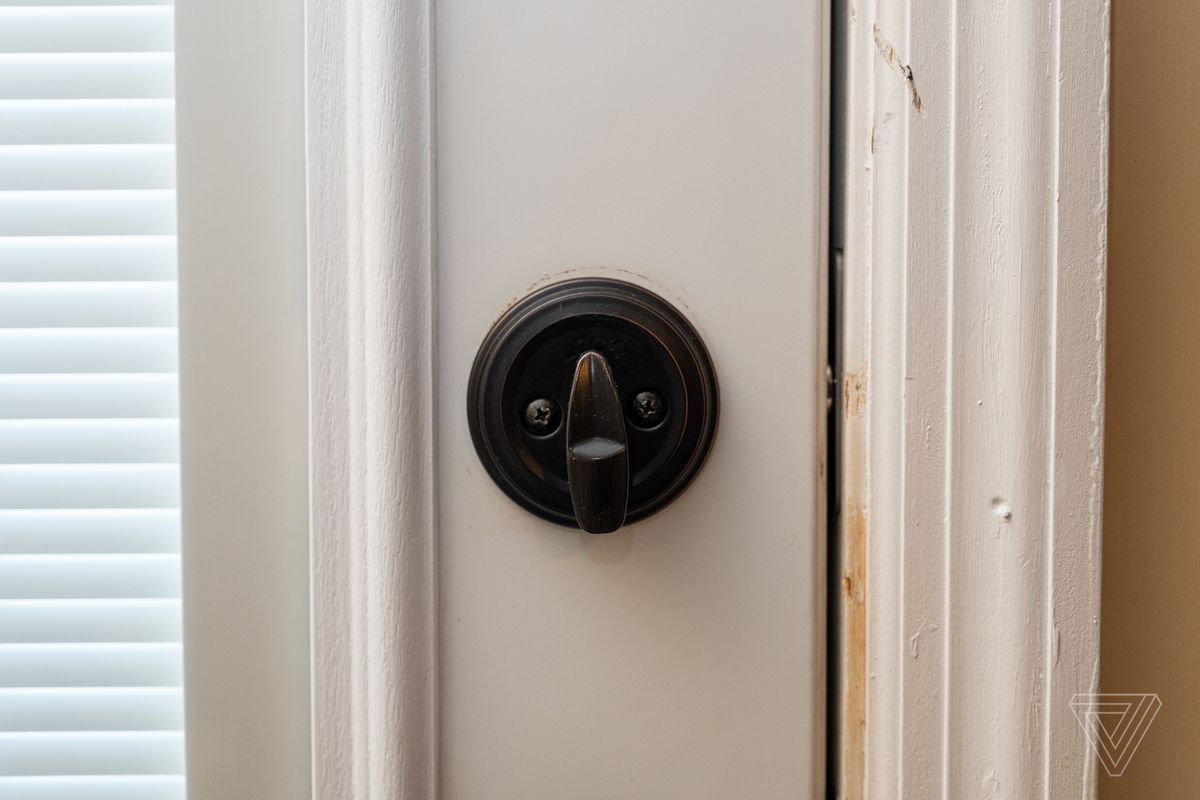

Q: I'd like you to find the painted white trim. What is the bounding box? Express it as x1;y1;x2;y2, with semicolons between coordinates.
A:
306;0;438;797
176;0;312;797
839;0;1109;797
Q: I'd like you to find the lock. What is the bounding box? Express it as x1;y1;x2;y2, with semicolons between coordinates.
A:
466;277;719;533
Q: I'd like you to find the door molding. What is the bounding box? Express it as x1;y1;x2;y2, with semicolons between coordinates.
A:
838;0;1109;797
306;0;438;797
304;0;1110;795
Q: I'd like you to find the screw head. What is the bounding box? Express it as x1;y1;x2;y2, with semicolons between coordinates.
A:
522;397;562;436
630;390;667;428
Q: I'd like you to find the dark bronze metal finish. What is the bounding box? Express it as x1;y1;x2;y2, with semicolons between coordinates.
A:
522;397;561;436
629;390;667;429
466;277;719;532
565;352;629;533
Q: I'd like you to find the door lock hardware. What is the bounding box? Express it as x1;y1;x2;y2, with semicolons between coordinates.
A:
466;277;719;533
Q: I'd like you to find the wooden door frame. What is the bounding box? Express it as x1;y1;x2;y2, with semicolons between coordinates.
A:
303;0;1109;798
836;0;1109;797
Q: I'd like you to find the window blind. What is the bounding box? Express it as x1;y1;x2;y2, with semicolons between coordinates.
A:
0;3;184;799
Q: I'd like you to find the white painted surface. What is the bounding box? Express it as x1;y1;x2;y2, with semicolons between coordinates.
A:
436;2;826;797
175;1;312;797
306;0;438;798
839;0;1109;796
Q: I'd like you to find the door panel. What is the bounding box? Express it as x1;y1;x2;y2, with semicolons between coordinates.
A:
436;2;826;796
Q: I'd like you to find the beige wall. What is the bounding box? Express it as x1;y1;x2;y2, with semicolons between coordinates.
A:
1101;1;1200;795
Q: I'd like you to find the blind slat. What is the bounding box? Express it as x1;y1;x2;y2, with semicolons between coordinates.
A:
0;235;175;282
0;464;179;509
0;509;180;554
0;54;173;100
0;731;184;776
0;100;174;145
0;191;175;236
0;775;184;800
0;329;177;374
0;644;182;687
0;600;182;644
0;687;183;731
0;375;177;419
0;555;180;599
0;145;175;190
0;8;173;54
0;283;176;327
0;420;178;463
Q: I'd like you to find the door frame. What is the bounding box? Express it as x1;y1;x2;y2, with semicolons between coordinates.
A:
304;0;1110;798
836;0;1109;797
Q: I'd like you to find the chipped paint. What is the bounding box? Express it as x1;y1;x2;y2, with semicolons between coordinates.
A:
872;24;925;114
839;361;869;799
841;501;868;799
843;366;868;419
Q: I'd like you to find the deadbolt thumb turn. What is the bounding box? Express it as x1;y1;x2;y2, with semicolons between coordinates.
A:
467;277;719;533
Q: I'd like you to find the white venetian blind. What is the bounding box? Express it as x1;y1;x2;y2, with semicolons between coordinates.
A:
0;3;185;799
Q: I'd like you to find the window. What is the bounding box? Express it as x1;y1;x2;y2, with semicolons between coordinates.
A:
0;3;185;798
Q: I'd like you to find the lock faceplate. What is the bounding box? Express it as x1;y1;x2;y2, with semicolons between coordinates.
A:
466;277;719;531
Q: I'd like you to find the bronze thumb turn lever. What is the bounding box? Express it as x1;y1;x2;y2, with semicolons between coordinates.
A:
565;352;630;533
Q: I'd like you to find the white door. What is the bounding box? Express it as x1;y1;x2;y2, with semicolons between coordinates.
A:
436;2;828;797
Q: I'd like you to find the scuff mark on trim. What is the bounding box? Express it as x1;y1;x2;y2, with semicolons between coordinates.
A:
872;24;925;114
